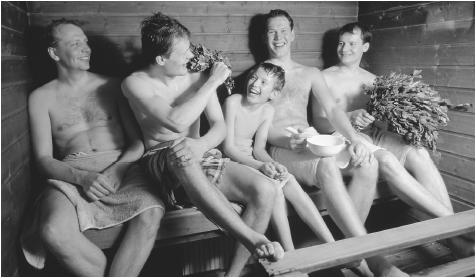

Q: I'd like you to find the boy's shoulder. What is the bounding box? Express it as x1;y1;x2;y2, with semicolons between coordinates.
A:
225;93;243;104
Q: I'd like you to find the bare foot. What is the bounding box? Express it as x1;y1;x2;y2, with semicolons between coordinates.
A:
254;241;285;261
446;237;475;258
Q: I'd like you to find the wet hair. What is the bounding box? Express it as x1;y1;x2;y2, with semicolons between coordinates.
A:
45;18;83;47
265;9;294;31
140;12;191;64
338;22;372;44
248;62;286;92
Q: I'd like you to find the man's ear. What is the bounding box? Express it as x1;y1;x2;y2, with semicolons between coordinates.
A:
363;42;370;53
290;29;296;42
47;47;60;62
155;55;166;66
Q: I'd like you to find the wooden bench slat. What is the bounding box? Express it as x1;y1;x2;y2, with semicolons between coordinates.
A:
260;210;475;276
412;256;475;277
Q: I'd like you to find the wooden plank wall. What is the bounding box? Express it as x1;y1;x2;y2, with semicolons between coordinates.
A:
1;1;32;276
359;2;475;205
28;1;358;78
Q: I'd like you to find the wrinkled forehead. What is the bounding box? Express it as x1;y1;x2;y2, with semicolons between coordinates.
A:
53;24;87;43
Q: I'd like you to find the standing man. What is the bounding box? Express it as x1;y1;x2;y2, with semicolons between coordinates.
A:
317;22;473;256
263;9;408;276
22;19;164;276
122;12;284;276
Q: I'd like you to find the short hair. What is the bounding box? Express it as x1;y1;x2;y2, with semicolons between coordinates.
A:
45;18;83;47
248;62;286;92
338;22;372;43
140;12;191;64
265;9;294;31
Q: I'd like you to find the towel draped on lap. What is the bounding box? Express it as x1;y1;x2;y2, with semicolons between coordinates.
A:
21;150;164;269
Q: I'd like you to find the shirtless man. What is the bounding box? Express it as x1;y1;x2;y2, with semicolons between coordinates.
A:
317;22;474;256
263;9;407;276
23;19;164;276
121;12;284;276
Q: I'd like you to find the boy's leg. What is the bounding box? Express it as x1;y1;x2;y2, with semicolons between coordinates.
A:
39;188;107;276
171;161;282;261
343;159;379;222
217;161;283;277
270;188;295;251
108;207;164;276
282;176;335;243
405;148;453;210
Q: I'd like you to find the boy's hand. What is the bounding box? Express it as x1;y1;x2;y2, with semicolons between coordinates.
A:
259;162;278;179
349;109;375;129
272;162;288;181
209;62;231;86
168;138;195;168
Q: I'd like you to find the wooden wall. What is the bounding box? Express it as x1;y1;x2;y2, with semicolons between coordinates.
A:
28;1;358;78
1;1;32;276
359;2;475;206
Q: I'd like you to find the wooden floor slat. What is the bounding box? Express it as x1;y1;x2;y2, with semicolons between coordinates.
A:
260;210;475;276
412;256;475;277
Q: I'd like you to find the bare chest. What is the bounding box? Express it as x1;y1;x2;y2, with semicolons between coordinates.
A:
235;107;266;138
327;77;369;111
50;90;118;133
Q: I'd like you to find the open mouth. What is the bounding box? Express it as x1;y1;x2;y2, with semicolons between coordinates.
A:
273;42;286;48
248;87;261;96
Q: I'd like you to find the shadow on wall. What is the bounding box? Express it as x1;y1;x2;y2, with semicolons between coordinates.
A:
26;25;130;88
321;28;340;70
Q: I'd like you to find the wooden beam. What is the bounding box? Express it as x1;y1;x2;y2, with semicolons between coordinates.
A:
411;256;474;277
260;210;475;276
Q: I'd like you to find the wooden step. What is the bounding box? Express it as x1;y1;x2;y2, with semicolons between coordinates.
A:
260;209;475;276
412;256;475;277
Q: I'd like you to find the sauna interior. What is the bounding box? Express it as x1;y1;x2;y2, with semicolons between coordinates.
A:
1;1;474;276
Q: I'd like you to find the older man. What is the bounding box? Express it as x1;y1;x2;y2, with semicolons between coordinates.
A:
22;19;164;276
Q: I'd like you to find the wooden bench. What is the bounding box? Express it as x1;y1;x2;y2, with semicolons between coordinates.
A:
83;183;396;249
259;209;475;277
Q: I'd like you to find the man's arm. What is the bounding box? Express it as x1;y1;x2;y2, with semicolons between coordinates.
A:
222;95;264;169
101;93;145;189
310;68;372;165
122;63;230;133
28;89;114;201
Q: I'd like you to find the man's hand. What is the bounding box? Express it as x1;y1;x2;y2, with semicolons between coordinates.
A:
209;62;231;86
347;137;374;167
349;109;375;129
168;137;209;168
80;172;116;202
288;127;317;151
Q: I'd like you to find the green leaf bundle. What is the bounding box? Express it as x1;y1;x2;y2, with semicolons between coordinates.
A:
363;70;451;151
186;43;235;95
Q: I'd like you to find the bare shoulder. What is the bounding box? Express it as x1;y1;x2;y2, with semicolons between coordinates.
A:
359;68;376;84
121;71;156;97
226;93;242;104
29;79;57;107
322;65;339;77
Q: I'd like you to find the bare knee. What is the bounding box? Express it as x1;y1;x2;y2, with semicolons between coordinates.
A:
131;207;164;239
317;157;341;183
377;151;401;175
250;179;278;208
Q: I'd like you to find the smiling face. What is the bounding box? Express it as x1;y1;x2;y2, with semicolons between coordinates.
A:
266;16;295;58
50;24;91;70
246;67;279;104
337;28;369;66
161;36;194;76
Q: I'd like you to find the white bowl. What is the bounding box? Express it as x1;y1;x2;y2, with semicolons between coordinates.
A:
307;135;346;157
